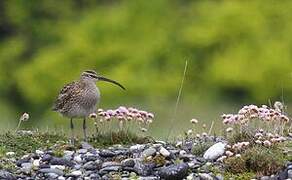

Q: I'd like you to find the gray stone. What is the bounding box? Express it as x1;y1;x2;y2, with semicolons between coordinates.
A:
99;166;122;174
47;172;59;179
130;144;145;152
134;160;154;176
50;157;75;167
159;163;189;180
39;168;64;176
21;163;33;173
83;161;99;170
142;148;156;158
77;149;88;154
99;150;116;157
288;169;292;178
81;142;94;150
121;158;135;167
198;173;213;180
102;161;121;168
0;170;16;180
138;176;159;180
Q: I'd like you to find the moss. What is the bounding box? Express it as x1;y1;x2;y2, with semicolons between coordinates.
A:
243;146;286;176
144;154;166;166
224;172;256;180
224;145;286;176
225;156;247;173
0;131;68;157
88;130;153;147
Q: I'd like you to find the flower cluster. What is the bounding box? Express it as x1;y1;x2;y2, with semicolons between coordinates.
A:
254;131;287;147
89;106;154;134
222;103;289;125
94;106;154;124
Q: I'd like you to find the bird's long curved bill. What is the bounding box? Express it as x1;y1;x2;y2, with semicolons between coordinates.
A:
98;76;126;90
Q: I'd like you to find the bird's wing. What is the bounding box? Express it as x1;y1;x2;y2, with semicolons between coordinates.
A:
52;81;81;111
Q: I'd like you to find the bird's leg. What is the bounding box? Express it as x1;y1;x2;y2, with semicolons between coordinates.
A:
83;118;87;141
70;118;75;145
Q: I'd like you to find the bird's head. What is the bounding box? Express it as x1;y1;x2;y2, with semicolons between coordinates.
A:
81;70;125;90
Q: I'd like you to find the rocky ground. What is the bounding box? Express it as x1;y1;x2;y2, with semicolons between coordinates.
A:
0;137;291;180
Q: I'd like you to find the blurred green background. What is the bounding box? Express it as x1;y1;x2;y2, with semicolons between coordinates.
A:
1;0;292;138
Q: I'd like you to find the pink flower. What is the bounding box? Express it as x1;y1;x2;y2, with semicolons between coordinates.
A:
263;140;272;147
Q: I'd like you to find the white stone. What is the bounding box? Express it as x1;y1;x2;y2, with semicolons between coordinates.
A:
35;150;44;155
71;170;82;176
159;147;170;157
58;177;65;180
51;165;66;170
288;169;292;179
33;159;40;167
130;144;145;151
203;142;226;160
179;150;187;156
73;155;82;163
6;152;15;156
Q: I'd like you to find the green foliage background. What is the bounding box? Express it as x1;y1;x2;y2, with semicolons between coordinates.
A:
0;0;292;136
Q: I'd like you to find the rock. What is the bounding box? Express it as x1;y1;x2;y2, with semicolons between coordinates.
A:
288;169;292;178
121;158;135;167
6;152;15;156
50;165;66;170
47;172;59;179
81;141;94;149
130;144;145;152
21;162;33;173
203;142;225;160
70;170;82;177
99;166;122;174
39;168;64;176
58;176;66;180
77;149;88;154
138;176;159;180
83;161;99;170
134;160;154;176
216;174;224;180
33;159;40;167
73;154;83;163
142;148;157;158
102;161;122;168
99;150;116;158
159;147;170;157
35;150;44;155
50;157;74;167
0;170;16;180
42;154;52;162
198;173;213;180
159;163;189;180
16;156;31;167
63;150;74;160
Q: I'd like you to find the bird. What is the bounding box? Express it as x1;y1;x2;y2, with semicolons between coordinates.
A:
52;70;125;143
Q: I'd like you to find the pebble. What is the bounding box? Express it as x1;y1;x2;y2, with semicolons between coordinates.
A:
159;147;170;157
159;163;189;180
6;152;15;156
70;170;82;176
198;173;213;180
33;159;40;167
73;154;83;163
0;170;16;180
142;147;157;158
39;168;64;176
130;144;145;151
288;169;292;178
